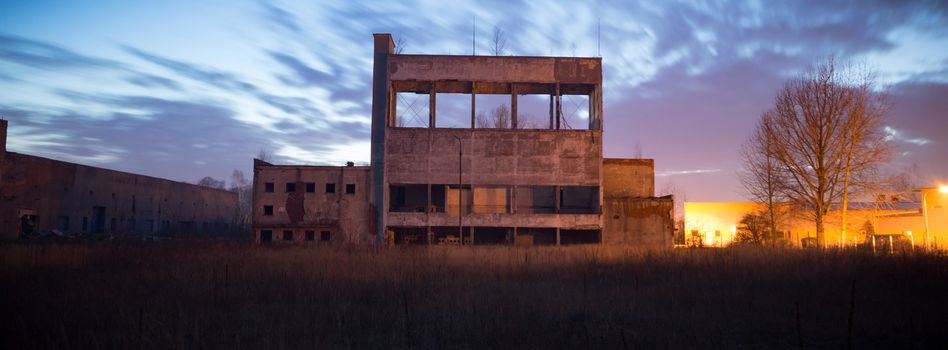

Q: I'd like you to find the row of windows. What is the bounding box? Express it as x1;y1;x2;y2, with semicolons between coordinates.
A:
259;229;331;242
263;182;356;194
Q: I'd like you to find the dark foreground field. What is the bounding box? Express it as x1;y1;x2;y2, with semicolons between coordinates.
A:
2;243;947;349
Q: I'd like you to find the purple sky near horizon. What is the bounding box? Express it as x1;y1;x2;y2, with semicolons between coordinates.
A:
1;0;946;202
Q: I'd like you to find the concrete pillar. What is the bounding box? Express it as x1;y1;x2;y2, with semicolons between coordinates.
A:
549;94;554;129
370;33;394;243
429;82;436;128
471;82;476;128
556;227;561;246
555;83;561;130
0;119;6;153
510;84;518;129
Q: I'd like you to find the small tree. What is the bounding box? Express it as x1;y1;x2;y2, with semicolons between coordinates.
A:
476;104;511;128
229;170;252;225
490;26;507;56
735;212;770;244
196;176;225;189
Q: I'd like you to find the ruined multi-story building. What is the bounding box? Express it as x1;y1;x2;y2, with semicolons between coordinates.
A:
0;120;239;240
251;33;673;246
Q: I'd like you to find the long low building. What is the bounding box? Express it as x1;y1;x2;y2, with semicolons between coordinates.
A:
0;120;239;240
684;196;948;249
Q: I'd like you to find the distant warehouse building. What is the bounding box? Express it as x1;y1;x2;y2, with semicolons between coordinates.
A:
0;120;239;240
249;33;674;246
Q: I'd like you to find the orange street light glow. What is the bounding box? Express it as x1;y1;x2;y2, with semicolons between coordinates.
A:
939;185;948;193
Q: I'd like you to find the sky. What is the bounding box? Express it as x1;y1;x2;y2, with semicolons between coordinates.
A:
1;0;946;202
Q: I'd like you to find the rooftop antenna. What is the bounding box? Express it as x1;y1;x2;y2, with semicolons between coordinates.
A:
472;16;476;56
597;17;601;57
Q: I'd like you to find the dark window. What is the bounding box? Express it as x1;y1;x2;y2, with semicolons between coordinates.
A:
285;183;296;192
326;183;336;193
56;216;70;232
306;183;316;193
131;195;136;213
82;217;89;231
264;182;274;193
283;230;294;241
346;184;356;194
263;205;274;216
305;230;315;241
260;230;273;242
320;231;331;241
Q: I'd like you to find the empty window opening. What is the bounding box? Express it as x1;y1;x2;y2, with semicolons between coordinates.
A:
82;217;89;232
475;95;512;129
91;206;106;234
560;94;590;130
430;185;447;213
390;184;428;212
473;186;510;214
260;230;273;242
306;183;316;193
127;219;135;232
320;231;332;241
396;92;430;128
516;228;556;246
560;186;599;214
56;216;69;232
435;93;473;128
345;184;356;194
474;227;512;245
283;230;294;241
264;182;274;193
326;183;336;193
285;183;296;193
390;226;427;245
263;205;274;216
432;226;470;245
560;229;601;245
517;94;552;129
516;186;556;214
447;185;473;216
305;230;315;241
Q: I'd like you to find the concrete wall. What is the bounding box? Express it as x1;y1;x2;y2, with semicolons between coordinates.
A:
601;158;672;246
383;127;603;231
603;158;654;198
389;55;602;85
0;151;238;240
252;161;373;244
385;128;602;186
602;196;674;246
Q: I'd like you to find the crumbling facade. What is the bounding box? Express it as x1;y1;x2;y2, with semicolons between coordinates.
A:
250;33;673;246
251;159;372;244
0;120;239;240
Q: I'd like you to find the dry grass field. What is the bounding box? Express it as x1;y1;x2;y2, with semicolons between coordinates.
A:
1;242;947;349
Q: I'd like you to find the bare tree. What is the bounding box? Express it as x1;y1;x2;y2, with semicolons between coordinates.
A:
739;114;789;245
394;33;407;54
229;170;252;225
476;104;511;128
196;176;225;189
490;26;506;56
256;148;273;162
758;59;890;247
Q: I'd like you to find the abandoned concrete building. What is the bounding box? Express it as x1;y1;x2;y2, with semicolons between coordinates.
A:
251;33;673;246
0;120;239;240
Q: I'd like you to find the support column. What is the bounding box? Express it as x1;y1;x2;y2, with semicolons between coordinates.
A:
469;226;475;246
511;84;518;129
429;82;437;128
370;33;394;244
555;83;561;130
556;227;561;246
512;227;518;245
549;94;554;129
471;82;476;128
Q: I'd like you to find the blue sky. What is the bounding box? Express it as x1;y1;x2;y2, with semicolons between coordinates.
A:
1;0;946;201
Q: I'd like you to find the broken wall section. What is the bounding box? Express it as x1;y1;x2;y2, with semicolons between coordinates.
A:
601;158;672;247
